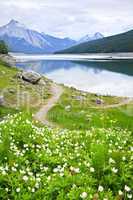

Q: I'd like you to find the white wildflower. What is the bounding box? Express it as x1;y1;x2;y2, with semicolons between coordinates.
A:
47;176;51;181
70;166;80;173
22;175;28;182
11;167;17;172
34;182;39;188
86;162;90;167
74;168;80;173
36;177;41;182
98;185;104;192
60;173;64;177
118;190;123;195
2;171;6;175
122;156;126;161
20;170;25;174
5;188;9;192
28;172;33;176
111;167;118;173
80;192;88;199
16;188;20;193
53;168;59;173
109;158;115;164
90;167;95;172
124;185;131;192
72;184;76;188
127;194;132;199
31;188;35;193
130;147;133;151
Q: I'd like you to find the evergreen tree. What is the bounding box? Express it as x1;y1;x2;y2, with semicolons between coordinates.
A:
0;40;8;54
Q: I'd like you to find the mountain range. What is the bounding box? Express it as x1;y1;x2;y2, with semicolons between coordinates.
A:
0;20;76;53
0;20;104;54
58;29;133;54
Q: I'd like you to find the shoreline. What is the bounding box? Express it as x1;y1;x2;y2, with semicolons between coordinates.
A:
10;52;133;62
1;53;133;98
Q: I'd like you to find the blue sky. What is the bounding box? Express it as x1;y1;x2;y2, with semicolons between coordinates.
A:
0;0;133;39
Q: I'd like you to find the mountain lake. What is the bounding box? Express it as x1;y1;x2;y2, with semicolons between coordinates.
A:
13;53;133;97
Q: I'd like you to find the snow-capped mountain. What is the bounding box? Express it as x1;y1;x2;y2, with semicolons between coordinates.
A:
78;32;104;44
0;20;104;53
0;20;76;53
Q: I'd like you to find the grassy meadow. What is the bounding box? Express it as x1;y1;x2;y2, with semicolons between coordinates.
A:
48;87;133;131
0;60;133;199
0;113;132;199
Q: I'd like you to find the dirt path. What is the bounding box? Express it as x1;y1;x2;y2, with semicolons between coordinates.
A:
92;98;133;109
34;83;63;126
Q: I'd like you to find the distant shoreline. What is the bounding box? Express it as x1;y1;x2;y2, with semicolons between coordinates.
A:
10;52;133;62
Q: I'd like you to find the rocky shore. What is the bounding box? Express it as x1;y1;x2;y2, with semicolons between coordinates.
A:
0;54;16;66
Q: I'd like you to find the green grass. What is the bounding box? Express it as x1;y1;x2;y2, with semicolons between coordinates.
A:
0;60;18;89
0;113;132;199
0;106;18;118
48;87;133;131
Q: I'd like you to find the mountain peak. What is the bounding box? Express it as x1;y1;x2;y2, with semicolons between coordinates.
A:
7;19;26;28
10;19;18;23
8;19;19;25
79;32;104;44
94;32;104;38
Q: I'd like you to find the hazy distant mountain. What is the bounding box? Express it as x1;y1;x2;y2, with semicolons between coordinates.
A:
0;20;76;53
41;33;76;52
58;30;133;54
78;32;104;44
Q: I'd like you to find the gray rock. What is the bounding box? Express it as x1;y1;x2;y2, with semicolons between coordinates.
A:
39;79;46;86
22;71;41;84
96;99;104;105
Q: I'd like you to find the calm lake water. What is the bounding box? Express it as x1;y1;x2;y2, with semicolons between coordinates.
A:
16;58;133;97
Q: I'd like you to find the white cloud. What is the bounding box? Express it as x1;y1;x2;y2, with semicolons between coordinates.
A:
0;0;133;39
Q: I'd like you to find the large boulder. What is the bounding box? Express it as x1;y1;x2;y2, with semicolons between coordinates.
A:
22;71;41;84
